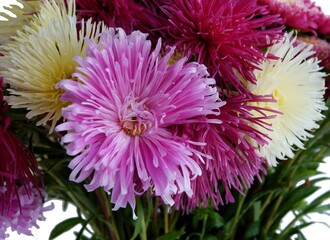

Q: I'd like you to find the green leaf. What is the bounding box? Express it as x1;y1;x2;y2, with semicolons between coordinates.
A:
253;201;261;221
49;217;85;240
204;235;219;240
157;229;185;240
207;211;224;230
311;204;330;214
130;199;143;240
291;170;322;185
75;218;92;240
279;221;312;239
243;220;260;239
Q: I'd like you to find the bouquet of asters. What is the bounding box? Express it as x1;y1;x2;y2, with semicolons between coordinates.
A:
0;0;329;239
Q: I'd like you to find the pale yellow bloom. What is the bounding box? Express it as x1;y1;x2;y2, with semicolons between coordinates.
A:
0;0;40;45
248;32;327;166
1;0;106;132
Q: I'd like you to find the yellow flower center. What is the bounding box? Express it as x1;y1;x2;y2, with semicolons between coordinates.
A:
278;0;295;4
122;117;147;136
121;101;154;136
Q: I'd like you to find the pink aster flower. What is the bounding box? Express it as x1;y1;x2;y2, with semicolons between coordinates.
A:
258;0;325;33
0;185;54;239
162;0;283;96
173;95;276;211
0;78;41;213
297;36;330;71
296;35;330;99
56;28;222;218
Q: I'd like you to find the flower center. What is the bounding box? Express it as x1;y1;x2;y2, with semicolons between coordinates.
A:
278;0;295;4
121;100;155;136
122;117;147;136
272;89;285;108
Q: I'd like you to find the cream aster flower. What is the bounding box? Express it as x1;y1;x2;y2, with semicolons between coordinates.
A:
1;0;106;132
0;0;40;45
248;32;327;166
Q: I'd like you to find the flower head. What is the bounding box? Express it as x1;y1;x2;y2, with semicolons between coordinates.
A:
173;95;274;211
0;78;41;214
297;36;330;71
0;0;106;132
56;28;222;218
0;186;54;238
248;32;327;166
75;0;162;37
318;15;330;35
258;0;326;33
162;0;283;96
0;0;40;45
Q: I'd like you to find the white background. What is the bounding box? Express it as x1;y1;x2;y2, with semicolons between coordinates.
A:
1;0;330;239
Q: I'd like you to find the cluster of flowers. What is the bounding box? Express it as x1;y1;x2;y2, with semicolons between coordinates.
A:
0;0;328;237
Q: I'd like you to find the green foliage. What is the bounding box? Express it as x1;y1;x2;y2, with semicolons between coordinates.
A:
49;217;86;240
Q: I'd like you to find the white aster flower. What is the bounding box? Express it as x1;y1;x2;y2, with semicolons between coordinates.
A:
248;32;327;166
0;0;106;132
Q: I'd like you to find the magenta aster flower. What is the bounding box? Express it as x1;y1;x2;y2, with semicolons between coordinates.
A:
0;185;54;238
318;16;330;35
75;0;162;38
162;0;283;96
0;78;41;213
56;28;222;218
258;0;325;33
173;95;275;211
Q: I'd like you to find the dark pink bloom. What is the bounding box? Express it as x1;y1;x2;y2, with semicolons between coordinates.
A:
56;28;223;218
162;0;283;96
0;78;41;213
258;0;327;34
173;95;276;211
75;0;163;40
0;78;47;237
0;186;53;238
318;15;330;35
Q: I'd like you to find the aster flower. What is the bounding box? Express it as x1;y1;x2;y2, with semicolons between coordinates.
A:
0;78;41;214
318;15;330;35
0;185;54;239
297;36;330;71
0;0;40;45
0;0;106;132
258;0;325;33
75;0;162;39
56;28;222;218
248;32;327;166
296;36;330;99
162;0;283;96
173;95;275;211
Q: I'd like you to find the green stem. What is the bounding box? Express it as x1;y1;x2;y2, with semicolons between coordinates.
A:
263;195;284;234
96;189;120;240
164;205;169;234
169;210;180;232
260;192;274;214
200;215;208;240
279;212;304;238
48;171;103;237
141;206;148;240
227;194;245;240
